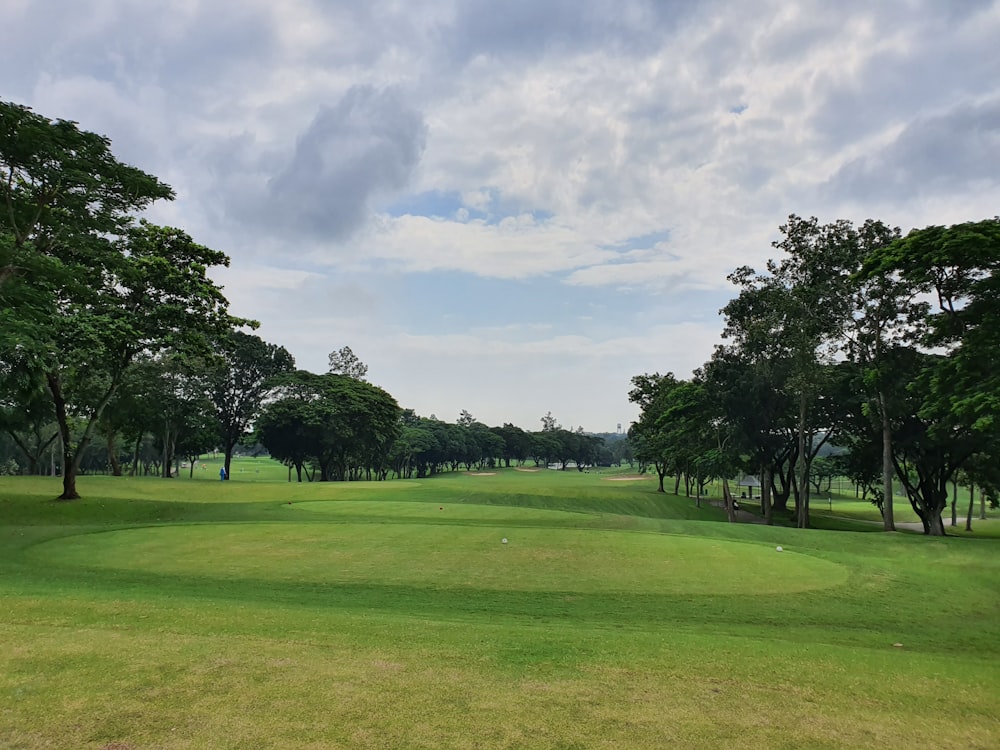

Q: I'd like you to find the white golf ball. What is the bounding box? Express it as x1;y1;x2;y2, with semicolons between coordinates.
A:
501;538;508;544
776;545;783;552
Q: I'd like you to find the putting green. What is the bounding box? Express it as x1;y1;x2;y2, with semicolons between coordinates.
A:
28;512;847;596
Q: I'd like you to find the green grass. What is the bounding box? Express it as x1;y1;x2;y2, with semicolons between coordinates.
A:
1;466;999;749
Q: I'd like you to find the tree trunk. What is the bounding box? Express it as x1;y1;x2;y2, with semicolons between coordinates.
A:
722;477;737;523
161;425;172;478
796;394;810;529
965;484;975;532
47;373;79;500
761;466;773;525
924;511;946;536
224;439;235;482
771;452;794;513
7;430;39;475
981;490;987;521
107;430;122;477
130;434;142;477
879;391;896;531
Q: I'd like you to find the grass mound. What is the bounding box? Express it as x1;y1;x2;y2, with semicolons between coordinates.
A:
28;518;847;596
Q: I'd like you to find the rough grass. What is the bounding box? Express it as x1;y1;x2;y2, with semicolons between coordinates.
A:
1;465;998;749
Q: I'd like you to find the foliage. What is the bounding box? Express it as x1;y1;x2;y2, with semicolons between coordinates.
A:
258;371;401;481
857;219;1000;534
326;345;369;381
209;331;295;479
0;101;236;499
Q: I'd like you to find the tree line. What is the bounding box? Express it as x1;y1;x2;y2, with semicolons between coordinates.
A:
1;101;626;496
629;215;1000;535
6;99;996;534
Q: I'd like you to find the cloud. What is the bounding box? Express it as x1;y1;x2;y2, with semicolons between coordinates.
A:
440;0;713;65
825;98;1000;203
251;85;427;241
363;213;615;278
6;0;1000;430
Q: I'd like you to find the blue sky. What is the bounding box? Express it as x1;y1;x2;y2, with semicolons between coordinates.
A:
4;0;999;431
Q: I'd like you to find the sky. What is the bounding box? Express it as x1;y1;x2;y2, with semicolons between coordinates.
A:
4;1;999;433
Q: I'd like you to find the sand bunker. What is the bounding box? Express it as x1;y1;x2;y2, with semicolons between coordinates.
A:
602;475;651;481
515;468;541;472
467;472;497;476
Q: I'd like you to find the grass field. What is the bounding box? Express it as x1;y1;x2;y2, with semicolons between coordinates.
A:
1;460;998;748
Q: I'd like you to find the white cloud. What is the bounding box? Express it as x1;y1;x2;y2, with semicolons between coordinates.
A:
5;0;1000;428
362;213;616;278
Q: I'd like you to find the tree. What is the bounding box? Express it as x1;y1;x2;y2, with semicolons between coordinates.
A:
126;353;217;479
703;342;793;524
0;352;57;475
327;346;368;381
628;373;681;492
569;430;603;472
723;216;860;528
493;423;532;467
655;380;718;503
262;371;400;482
884;350;981;535
540;411;559;432
256;398;316;482
471;425;505;469
861;219;1000;535
1;102;236;499
209;331;295;481
390;423;440;478
843;219;908;530
47;223;236;497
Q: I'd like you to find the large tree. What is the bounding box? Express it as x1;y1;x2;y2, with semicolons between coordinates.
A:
843;219;907;530
209;331;295;481
49;223;234;498
724;216;860;528
261;371;400;482
861;219;1000;534
1;102;237;499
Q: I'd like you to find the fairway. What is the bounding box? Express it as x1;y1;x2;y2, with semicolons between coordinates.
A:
2;468;999;749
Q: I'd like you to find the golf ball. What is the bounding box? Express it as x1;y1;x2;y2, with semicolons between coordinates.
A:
776;545;783;552
501;538;508;544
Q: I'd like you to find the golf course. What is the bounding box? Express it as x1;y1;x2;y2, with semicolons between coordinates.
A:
1;460;998;749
